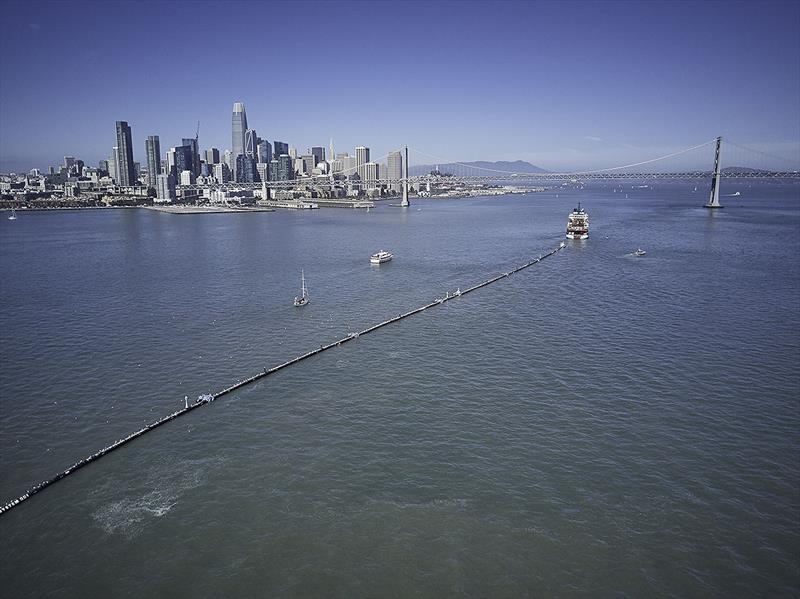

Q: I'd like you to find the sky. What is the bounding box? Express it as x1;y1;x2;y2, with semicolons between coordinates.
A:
1;0;799;173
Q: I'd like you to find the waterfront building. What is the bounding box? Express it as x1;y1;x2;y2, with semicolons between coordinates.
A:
329;159;344;174
257;140;272;164
273;141;288;157
288;146;297;159
115;121;136;187
236;154;256;183
311;147;325;164
205;148;220;164
145;135;161;190
231;102;247;160
156;173;176;202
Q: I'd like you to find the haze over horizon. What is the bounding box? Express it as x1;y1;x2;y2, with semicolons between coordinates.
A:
1;0;798;173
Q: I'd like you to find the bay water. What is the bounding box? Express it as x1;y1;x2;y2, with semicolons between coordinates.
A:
0;183;798;597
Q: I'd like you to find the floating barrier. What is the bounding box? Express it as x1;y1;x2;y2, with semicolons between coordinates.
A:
0;243;565;516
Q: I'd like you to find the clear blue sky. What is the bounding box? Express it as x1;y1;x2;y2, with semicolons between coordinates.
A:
1;0;798;172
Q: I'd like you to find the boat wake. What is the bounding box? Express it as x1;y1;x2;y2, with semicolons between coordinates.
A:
91;457;223;537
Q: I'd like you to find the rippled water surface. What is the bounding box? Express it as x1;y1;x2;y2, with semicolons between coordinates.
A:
1;183;798;597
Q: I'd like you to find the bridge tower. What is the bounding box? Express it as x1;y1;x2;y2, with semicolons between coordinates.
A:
705;136;723;209
401;146;410;207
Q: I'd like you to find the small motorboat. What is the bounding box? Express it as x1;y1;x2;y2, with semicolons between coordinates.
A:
633;248;646;257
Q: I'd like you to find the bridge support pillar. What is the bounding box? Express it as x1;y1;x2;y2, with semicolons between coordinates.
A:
705;136;723;209
401;146;410;207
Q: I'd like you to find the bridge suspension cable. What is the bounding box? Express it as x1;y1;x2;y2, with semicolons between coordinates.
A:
409;140;720;176
723;140;800;166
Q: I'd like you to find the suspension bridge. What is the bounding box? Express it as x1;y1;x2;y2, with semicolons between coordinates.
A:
182;137;799;210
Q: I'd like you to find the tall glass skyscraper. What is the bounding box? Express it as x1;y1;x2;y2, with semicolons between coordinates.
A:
273;141;288;157
115;121;136;186
145;135;161;189
231;102;247;159
181;138;201;176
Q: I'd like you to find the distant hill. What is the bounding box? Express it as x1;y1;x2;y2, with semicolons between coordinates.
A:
409;160;547;177
721;166;772;174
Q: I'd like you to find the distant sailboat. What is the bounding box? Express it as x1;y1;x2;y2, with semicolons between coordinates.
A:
8;208;17;220
293;270;309;307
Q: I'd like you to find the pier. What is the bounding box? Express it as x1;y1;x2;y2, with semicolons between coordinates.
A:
0;242;565;517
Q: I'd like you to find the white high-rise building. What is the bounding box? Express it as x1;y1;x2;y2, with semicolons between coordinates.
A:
180;170;195;186
213;162;230;184
156;173;175;202
364;161;378;188
289;146;297;159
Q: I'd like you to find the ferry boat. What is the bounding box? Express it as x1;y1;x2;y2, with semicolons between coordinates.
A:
566;204;589;239
370;250;393;264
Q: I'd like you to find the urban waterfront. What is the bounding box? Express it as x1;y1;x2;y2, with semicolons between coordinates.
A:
0;184;798;597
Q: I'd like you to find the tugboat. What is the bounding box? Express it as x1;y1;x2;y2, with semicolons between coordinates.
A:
566;204;589;239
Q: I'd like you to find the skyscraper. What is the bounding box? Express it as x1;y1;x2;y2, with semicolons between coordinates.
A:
273;141;288;157
168;145;194;182
311;147;325;164
236;154;256;183
205;148;220;164
231;102;248;160
355;146;370;180
145;135;162;189
108;148;118;182
115;121;135;186
275;154;294;181
388;150;403;191
181;138;201;176
244;129;258;159
156;173;176;202
257;140;272;164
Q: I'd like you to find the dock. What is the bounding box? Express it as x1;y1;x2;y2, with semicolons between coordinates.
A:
0;242;566;517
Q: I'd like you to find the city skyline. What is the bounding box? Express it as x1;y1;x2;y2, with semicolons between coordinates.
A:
1;0;799;173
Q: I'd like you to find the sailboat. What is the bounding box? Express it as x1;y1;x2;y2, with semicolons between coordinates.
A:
293;270;309;307
8;208;17;220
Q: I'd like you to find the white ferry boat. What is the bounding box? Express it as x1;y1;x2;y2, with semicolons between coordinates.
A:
566;204;589;239
370;250;393;264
